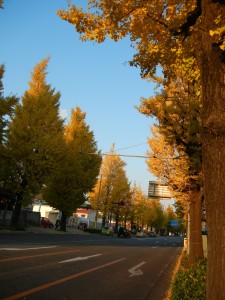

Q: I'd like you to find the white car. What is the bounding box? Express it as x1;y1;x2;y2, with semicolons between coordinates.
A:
136;230;145;237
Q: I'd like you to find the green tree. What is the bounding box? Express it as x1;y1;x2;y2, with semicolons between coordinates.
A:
130;184;148;229
165;204;177;234
146;199;165;233
65;107;102;193
44;106;102;231
42;147;84;231
7;57;65;226
0;64;18;188
174;200;186;234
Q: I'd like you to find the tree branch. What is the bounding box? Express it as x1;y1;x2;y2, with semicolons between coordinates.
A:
173;0;202;37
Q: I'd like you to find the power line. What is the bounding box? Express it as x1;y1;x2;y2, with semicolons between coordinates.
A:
79;151;182;160
109;143;148;153
80;151;149;158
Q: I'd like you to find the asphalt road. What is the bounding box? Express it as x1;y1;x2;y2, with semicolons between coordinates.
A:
0;232;183;300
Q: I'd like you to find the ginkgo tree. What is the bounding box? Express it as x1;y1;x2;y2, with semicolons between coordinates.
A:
0;64;18;189
129;183;165;233
7;57;65;226
137;70;204;262
147;126;203;260
57;2;225;296
129;183;148;229
43;106;102;231
89;144;130;231
164;204;178;233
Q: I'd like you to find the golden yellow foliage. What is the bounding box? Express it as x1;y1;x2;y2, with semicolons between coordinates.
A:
146;127;194;205
27;57;50;97
57;1;202;80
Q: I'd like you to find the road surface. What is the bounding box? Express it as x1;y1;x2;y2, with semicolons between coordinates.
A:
0;232;183;300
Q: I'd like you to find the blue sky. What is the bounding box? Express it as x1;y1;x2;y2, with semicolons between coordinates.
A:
0;0;159;195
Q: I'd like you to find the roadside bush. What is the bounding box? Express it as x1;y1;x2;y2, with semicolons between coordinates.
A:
171;255;207;300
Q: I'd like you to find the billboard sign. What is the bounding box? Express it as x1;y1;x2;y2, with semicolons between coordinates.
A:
148;181;172;200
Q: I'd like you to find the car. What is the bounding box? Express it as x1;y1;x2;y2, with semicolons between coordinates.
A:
169;232;175;237
118;227;131;238
136;229;145;237
40;217;53;229
101;226;114;236
149;231;156;237
77;222;87;230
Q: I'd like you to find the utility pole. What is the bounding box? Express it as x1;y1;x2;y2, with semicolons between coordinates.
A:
94;174;102;229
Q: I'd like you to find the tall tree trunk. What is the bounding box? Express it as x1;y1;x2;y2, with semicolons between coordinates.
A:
11;193;22;227
60;211;67;232
114;207;119;234
101;216;106;228
188;189;204;263
201;2;225;299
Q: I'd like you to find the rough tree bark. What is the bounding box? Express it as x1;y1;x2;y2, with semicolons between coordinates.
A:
201;1;225;299
189;189;204;263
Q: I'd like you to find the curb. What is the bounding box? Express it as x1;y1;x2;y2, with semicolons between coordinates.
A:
0;226;90;235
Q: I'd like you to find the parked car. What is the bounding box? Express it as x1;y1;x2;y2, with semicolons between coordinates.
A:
40;217;53;229
78;222;87;230
101;226;114;236
149;232;156;237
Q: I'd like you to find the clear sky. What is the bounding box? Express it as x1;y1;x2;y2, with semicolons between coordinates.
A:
0;0;158;195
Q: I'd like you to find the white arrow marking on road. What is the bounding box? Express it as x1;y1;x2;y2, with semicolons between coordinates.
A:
59;254;102;263
0;246;57;251
128;261;146;277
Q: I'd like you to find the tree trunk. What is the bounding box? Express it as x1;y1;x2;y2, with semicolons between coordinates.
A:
114;206;120;233
201;2;225;299
101;216;106;228
60;211;67;232
188;190;204;263
11;193;22;227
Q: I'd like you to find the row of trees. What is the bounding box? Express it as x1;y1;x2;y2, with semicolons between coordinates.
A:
57;1;225;298
0;58;102;230
88;145;183;234
1;56;177;234
0;55;179;234
137;72;203;262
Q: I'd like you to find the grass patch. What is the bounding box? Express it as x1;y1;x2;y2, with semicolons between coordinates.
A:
170;253;207;300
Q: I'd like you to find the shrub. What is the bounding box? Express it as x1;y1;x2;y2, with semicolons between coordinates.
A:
171;255;207;300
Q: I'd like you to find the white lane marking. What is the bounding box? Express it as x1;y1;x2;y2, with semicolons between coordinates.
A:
0;246;57;251
59;254;102;263
128;261;146;277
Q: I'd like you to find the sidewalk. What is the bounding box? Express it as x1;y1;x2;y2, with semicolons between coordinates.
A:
0;225;90;235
